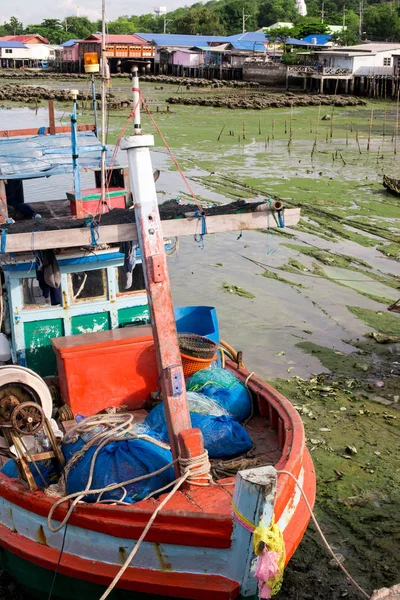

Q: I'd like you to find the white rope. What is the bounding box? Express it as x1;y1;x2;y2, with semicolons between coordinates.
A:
98;451;211;600
277;470;371;600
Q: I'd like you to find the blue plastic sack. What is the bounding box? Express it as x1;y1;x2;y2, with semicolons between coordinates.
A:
62;437;175;504
1;458;57;487
186;368;252;423
145;403;253;458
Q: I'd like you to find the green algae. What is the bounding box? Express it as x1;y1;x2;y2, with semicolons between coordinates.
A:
347;306;400;334
260;268;305;288
376;242;400;260
282;243;372;270
221;282;255;299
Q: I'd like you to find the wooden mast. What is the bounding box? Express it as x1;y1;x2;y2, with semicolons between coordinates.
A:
121;70;197;471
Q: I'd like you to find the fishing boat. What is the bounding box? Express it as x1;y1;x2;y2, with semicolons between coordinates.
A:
0;48;315;600
383;174;400;197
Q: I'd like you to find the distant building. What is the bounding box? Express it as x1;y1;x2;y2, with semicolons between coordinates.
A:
0;40;29;68
79;34;155;72
2;34;50;44
0;36;58;68
61;39;80;63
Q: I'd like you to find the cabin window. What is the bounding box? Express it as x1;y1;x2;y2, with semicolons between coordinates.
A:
21;277;62;307
117;263;146;294
5;49;12;54
69;268;108;303
383;58;391;66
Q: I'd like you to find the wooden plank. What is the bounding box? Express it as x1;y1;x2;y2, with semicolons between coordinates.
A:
0;181;8;224
2;208;301;254
48;100;56;135
0;124;96;138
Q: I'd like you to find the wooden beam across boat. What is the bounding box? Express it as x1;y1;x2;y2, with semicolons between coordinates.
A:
0;124;96;138
1;208;301;253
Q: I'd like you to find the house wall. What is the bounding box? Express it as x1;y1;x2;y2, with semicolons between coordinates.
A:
316;49;398;75
62;44;79;62
0;47;30;61
171;50;201;67
26;43;56;61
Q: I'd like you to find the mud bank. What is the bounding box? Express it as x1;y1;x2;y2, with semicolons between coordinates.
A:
167;92;367;109
0;84;131;108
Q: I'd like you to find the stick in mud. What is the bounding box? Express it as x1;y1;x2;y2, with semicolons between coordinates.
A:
367;108;374;151
346;125;349;146
284;120;287;134
395;89;399;155
272;119;275;139
355;129;362;154
330;108;334;139
217;124;226;141
383;109;386;136
314;104;321;139
258;118;261;136
243;122;246;140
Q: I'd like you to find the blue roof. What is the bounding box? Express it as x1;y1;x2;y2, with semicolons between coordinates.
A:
136;33;229;46
302;34;332;45
0;132;118;181
0;41;27;49
286;37;311;46
62;39;79;47
227;32;268;42
230;40;266;51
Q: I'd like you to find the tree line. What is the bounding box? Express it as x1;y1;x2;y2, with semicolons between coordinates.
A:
1;0;400;45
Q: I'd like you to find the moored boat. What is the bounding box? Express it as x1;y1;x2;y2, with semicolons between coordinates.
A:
0;67;314;600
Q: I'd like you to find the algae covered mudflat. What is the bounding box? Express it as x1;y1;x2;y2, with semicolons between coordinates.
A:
0;77;399;599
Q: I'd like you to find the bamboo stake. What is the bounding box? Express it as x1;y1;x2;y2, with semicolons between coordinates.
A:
383;109;386;137
355;129;362;154
330;108;334;139
284;120;287;134
217;124;226;141
242;123;246;140
272;119;275;139
395;89;399;155
367;108;373;151
258;118;261;136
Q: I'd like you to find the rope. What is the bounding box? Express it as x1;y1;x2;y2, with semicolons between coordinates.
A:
98;451;211;600
277;470;371;600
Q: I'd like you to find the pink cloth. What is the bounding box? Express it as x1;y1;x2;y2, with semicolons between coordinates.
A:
254;550;280;599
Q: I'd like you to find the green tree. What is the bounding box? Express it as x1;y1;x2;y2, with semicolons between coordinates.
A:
27;19;69;44
293;18;329;38
364;4;400;42
62;16;96;39
265;25;293;50
258;0;297;28
173;4;225;35
3;16;24;35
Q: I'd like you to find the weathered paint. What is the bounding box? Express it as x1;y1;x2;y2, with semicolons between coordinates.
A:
121;132;192;464
4;252;149;375
23;318;64;376
71;312;110;335
117;305;150;327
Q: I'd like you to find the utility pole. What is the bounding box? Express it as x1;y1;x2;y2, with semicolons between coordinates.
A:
343;4;346;29
321;1;325;22
359;0;363;38
242;7;250;34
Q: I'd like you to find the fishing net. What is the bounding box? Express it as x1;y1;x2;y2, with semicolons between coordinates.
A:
186;368;252;423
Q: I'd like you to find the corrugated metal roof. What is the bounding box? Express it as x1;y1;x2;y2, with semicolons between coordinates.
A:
227;32;268;42
230;40;266;51
62;39;79;47
286;37;314;46
2;34;49;44
302;34;332;45
136;33;230;46
84;33;149;44
0;40;27;48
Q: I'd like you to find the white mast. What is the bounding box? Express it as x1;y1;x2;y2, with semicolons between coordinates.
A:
100;0;107;211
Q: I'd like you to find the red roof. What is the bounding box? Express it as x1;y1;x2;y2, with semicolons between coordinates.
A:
83;33;149;45
2;34;49;44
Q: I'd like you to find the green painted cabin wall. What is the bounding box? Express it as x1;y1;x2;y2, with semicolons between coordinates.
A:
71;312;111;335
23;319;64;377
117;305;150;327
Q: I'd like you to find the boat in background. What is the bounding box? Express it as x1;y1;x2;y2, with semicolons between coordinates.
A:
383;174;400;197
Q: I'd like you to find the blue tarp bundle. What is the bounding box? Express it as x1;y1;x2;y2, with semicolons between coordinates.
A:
145;403;252;458
63;437;175;504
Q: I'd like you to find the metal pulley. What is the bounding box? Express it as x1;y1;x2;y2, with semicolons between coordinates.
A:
11;401;45;436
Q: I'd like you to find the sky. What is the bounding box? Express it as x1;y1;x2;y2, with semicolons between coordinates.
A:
1;0;198;27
